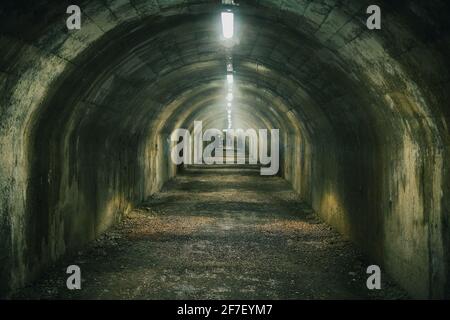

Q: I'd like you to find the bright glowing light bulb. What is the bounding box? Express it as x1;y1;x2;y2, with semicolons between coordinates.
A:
227;102;231;107
222;12;234;39
227;110;231;114
226;92;233;102
227;74;233;85
221;11;234;39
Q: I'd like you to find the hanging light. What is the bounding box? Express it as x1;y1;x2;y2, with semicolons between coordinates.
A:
221;11;234;39
227;74;233;85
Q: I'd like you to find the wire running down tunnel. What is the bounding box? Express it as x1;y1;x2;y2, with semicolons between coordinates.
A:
0;0;450;299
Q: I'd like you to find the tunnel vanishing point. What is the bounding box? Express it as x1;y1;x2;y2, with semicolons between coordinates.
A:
0;0;450;299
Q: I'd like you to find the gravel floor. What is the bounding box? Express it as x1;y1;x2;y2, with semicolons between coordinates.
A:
14;166;408;299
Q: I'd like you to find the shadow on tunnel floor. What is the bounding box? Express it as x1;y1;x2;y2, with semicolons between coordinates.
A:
13;167;408;300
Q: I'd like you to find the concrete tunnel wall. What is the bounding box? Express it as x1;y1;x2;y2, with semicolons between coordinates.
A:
0;0;449;299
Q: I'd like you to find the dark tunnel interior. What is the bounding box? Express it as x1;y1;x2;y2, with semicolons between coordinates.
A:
1;0;450;299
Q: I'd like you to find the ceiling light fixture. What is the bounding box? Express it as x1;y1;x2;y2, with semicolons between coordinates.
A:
227;74;233;85
221;11;234;39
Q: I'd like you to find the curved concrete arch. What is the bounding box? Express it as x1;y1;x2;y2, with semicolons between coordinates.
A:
0;0;449;299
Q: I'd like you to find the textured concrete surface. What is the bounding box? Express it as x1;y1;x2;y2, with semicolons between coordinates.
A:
14;166;407;299
0;0;449;298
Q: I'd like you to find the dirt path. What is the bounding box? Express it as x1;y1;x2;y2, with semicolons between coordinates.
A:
15;166;407;299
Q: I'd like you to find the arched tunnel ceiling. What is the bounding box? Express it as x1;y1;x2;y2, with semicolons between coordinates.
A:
2;0;449;148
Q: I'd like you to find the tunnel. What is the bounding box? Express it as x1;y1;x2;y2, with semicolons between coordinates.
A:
0;0;450;300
